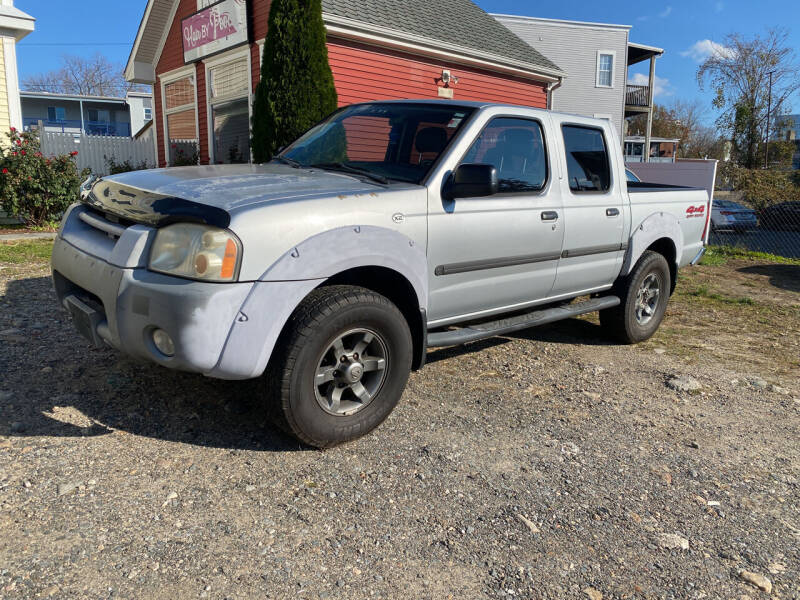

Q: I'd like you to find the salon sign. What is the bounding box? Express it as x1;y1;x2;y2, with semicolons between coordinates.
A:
182;0;248;63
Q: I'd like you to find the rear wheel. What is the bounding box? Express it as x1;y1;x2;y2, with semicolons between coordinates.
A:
600;250;671;344
265;285;412;448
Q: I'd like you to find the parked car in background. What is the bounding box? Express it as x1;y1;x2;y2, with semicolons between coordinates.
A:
759;201;800;232
711;199;758;232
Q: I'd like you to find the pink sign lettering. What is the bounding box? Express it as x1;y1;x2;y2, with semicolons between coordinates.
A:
183;6;238;51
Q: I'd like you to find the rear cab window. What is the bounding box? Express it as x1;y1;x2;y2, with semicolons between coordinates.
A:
461;117;548;193
562;125;611;193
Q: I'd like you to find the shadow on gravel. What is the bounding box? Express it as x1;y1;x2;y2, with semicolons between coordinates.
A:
425;317;613;365
1;276;306;453
509;317;613;346
737;264;800;293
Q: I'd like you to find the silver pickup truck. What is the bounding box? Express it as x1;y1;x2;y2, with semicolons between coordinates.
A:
52;100;709;447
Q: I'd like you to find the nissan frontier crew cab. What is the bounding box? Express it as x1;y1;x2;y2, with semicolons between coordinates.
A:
52;101;710;448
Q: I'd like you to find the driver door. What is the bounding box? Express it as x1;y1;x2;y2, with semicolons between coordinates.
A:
426;115;564;325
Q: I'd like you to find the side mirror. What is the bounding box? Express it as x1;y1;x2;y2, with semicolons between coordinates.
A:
444;164;498;200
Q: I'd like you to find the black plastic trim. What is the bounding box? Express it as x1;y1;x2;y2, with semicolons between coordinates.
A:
434;252;561;276
414;308;428;370
561;242;628;259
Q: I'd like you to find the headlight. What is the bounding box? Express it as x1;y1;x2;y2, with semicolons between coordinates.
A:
148;223;241;282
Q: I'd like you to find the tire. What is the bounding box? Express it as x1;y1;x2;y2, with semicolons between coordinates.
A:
600;250;671;344
265;285;413;448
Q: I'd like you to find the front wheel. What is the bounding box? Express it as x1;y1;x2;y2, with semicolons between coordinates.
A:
265;285;413;448
600;250;671;344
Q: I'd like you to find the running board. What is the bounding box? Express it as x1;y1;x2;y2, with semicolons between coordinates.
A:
426;296;621;348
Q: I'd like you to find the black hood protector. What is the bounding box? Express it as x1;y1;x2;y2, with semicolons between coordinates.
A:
80;177;231;229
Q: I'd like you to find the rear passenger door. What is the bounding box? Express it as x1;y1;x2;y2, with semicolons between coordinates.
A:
426;115;564;325
549;120;626;297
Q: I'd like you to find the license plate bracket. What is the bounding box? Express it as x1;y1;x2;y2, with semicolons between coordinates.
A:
64;294;106;348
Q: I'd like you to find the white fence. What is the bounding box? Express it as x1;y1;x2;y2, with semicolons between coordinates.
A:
39;130;155;176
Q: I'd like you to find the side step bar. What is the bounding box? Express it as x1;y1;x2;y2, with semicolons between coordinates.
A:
427;296;621;348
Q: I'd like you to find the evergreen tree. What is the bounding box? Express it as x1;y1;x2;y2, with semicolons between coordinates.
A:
251;0;338;162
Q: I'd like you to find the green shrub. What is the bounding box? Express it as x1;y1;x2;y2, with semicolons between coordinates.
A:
251;0;338;162
0;128;90;227
170;145;198;167
718;163;800;212
105;155;150;174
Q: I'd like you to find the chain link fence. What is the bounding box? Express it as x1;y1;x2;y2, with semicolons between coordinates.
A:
709;191;800;259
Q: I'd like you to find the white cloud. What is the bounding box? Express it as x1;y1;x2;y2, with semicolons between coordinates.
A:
680;39;735;62
658;6;672;17
628;73;672;98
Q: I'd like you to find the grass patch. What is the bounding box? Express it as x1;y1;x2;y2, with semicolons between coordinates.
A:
0;239;54;264
686;283;756;306
701;244;800;266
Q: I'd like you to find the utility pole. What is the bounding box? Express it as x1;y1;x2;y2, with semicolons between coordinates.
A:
764;70;775;169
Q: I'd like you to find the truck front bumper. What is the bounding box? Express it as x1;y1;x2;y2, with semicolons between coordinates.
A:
51;232;254;377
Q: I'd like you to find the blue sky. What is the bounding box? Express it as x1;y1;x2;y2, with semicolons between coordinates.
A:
15;0;800;124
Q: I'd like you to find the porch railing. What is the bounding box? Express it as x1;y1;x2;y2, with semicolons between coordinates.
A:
625;84;651;107
22;118;131;137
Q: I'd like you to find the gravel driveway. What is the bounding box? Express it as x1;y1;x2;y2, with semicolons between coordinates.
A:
1;245;798;599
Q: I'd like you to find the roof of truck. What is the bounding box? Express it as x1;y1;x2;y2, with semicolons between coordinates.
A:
341;99;609;122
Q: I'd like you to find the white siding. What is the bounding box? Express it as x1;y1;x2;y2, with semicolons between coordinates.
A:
494;16;629;136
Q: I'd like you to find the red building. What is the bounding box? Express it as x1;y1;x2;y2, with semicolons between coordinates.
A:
126;0;564;167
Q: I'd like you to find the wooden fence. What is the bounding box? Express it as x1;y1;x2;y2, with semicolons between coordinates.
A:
39;129;156;176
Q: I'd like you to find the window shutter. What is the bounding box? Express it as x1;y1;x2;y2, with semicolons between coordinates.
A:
209;58;249;103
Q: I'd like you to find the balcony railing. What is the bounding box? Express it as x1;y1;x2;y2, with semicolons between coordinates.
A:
625;84;651;107
23;117;131;137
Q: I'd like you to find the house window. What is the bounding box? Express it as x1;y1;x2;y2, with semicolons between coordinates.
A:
596;52;615;88
163;74;199;165
208;56;250;163
144;107;152;121
47;106;66;122
88;109;111;123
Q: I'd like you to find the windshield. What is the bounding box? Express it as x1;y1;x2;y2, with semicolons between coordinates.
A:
278;103;476;184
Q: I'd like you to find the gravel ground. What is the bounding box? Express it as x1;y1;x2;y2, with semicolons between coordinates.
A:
1;246;799;599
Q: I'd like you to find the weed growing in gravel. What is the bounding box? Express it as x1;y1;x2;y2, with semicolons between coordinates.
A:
688;284;756;305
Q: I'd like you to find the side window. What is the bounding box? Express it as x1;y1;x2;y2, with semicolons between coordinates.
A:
562;125;611;193
462;117;547;193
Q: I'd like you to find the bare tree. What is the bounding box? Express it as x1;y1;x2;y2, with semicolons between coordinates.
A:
23;54;149;97
627;99;727;160
697;28;800;168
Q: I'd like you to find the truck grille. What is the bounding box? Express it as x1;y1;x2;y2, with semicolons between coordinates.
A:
78;208;130;241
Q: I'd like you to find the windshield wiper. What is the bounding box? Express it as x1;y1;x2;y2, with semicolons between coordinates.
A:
272;155;302;168
311;162;389;185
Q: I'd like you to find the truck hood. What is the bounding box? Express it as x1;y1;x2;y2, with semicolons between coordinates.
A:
82;164;403;227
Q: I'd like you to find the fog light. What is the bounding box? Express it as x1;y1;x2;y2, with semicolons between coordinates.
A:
152;329;175;357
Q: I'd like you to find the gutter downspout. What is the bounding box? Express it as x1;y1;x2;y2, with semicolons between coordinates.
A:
546;79;562;110
79;99;85;135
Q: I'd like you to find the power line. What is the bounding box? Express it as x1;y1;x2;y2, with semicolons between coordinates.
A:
19;42;131;46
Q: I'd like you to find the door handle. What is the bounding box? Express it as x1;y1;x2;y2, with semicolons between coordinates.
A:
606;208;620;217
541;211;559;221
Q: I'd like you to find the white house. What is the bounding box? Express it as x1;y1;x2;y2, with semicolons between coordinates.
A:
0;0;34;140
21;90;153;138
494;15;665;162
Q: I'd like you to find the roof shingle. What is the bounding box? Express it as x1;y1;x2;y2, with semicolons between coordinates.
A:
322;0;562;76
